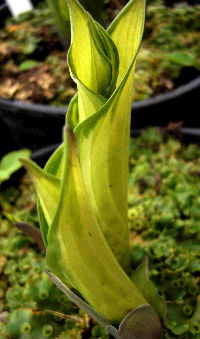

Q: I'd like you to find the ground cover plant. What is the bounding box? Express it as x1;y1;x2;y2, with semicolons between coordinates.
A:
0;1;199;104
1;128;200;338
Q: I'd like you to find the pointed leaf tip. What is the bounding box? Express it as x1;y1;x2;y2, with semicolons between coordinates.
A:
67;0;112;95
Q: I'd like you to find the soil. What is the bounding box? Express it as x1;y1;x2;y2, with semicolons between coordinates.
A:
0;127;200;338
0;1;199;106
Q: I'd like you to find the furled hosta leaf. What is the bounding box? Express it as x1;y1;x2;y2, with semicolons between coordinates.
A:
74;43;144;270
21;0;160;331
75;80;132;267
65;0;146;268
40;0;145;269
46;127;147;321
108;0;146;86
67;0;112;95
21;158;61;246
86;15;119;95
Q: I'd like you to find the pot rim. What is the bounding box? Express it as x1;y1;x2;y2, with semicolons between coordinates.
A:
0;76;200;116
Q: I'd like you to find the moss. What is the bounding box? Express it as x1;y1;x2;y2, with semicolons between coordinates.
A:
129;128;200;338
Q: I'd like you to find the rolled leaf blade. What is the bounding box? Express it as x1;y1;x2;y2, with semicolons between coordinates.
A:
67;0;112;95
46;126;147;321
72;0;146;267
87;14;119;95
75;52;141;267
108;0;146;86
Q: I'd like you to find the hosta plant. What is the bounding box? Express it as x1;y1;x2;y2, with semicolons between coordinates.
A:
21;0;166;337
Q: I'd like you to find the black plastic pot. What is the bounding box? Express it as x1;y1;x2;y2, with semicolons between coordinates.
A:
30;127;200;168
0;3;10;27
1;76;200;156
0;99;67;152
32;143;59;166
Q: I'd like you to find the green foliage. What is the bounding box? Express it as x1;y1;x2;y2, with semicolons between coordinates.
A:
19;60;39;71
0;150;31;184
166;51;196;67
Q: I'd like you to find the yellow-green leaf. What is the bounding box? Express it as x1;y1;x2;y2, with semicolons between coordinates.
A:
67;0;112;95
108;0;146;86
75;64;134;267
67;92;79;130
73;0;146;268
47;127;147;321
44;143;64;178
34;144;63;246
87;14;119;95
21;158;61;245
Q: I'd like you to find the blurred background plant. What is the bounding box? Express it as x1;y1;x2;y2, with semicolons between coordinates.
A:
46;0;106;45
0;149;30;185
